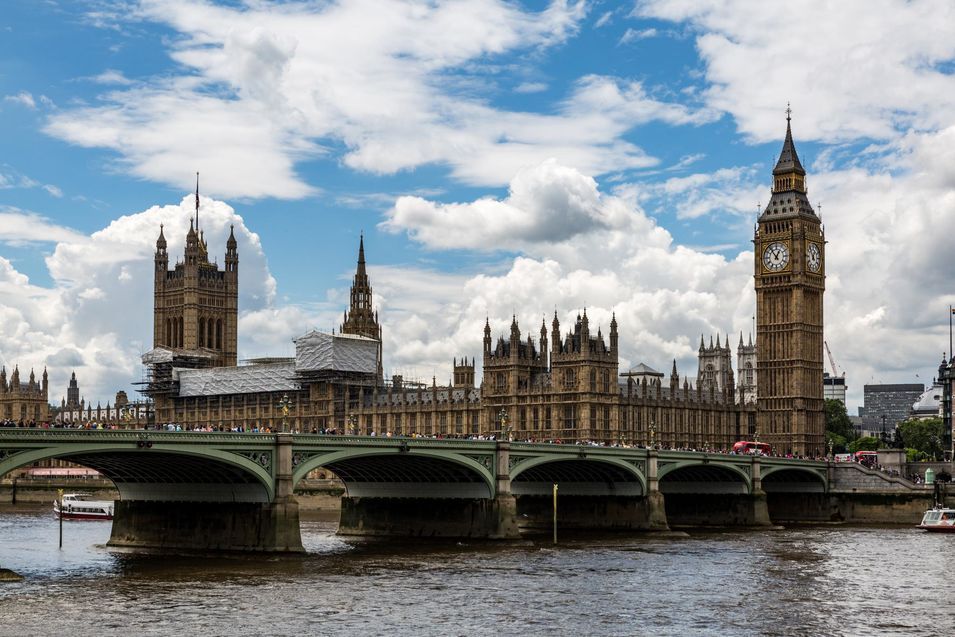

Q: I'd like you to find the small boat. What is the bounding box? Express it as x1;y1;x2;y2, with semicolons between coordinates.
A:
53;493;114;520
917;507;955;532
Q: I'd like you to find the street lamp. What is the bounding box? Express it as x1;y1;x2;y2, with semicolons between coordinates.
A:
277;393;291;433
648;419;655;449
498;408;509;441
347;414;357;436
827;438;834;460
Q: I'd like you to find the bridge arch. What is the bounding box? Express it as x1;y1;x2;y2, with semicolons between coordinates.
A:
761;466;827;493
510;456;646;496
658;461;752;494
292;448;495;498
0;444;275;502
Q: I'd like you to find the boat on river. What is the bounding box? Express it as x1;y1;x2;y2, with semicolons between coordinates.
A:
53;493;114;520
917;508;955;532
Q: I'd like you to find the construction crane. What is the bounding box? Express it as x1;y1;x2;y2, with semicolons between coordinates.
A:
824;340;843;378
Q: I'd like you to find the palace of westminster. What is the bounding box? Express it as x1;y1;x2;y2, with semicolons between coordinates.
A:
1;117;828;455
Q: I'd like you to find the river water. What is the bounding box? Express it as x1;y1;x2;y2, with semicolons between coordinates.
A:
0;508;951;636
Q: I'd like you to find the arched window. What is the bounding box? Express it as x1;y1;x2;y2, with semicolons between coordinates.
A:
178;318;184;348
166;319;172;346
198;318;206;347
207;319;214;349
216;319;222;350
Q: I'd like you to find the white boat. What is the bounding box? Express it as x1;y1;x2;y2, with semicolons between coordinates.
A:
917;507;955;533
53;493;114;520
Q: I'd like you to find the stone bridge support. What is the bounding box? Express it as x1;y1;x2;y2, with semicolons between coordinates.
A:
337;442;519;539
108;434;303;553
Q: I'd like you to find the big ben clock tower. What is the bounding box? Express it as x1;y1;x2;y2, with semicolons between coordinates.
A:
755;109;825;455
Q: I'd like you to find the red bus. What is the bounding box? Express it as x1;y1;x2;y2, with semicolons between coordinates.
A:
854;450;878;467
732;441;772;456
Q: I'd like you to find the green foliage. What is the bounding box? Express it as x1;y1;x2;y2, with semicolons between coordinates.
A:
824;399;856;442
906;447;929;463
897;417;946;460
825;431;848;453
849;436;880;453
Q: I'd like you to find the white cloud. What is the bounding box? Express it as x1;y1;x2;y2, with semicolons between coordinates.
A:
0;209;87;245
619;27;657;45
42;184;63;198
42;0;715;197
4;91;36;109
88;69;134;85
514;81;548;94
636;0;955;143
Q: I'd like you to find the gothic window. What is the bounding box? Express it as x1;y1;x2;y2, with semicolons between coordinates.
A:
602;370;610;393
545;406;551;429
178;318;184;347
198;318;206;347
604;406;610;429
590;369;597;392
532;407;539;430
216;319;222;350
471;411;479;433
563;405;576;429
207;319;214;349
455;412;463;434
564;370;576;389
166;319;172;346
496;373;506;391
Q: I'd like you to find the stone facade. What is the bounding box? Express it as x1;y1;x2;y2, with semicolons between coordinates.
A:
152;184;238;368
144;123;840;449
754;113;826;455
0;365;49;424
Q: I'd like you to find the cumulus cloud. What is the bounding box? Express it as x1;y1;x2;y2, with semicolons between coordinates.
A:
636;0;955;143
4;91;36;109
42;0;714;197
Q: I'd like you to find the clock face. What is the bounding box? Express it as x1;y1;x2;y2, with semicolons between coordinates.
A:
807;242;821;272
762;242;790;271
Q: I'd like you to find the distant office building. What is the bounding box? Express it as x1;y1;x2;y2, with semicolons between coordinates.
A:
823;373;847;405
862;383;924;434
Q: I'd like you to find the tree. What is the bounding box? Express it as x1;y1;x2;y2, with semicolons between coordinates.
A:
826;431;848;453
825;399;856;442
849;436;880;453
897;417;946;460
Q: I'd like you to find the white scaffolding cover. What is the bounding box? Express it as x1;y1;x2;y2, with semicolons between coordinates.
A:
176;362;298;397
294;330;378;374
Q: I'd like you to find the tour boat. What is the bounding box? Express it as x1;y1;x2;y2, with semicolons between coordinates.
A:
53;493;114;520
917;508;955;532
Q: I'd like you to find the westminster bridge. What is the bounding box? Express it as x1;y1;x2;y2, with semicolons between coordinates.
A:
0;430;927;552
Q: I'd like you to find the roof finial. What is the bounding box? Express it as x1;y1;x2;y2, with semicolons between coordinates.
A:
786;102;792;123
195;171;200;230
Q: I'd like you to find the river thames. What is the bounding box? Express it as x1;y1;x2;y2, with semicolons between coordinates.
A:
0;509;951;636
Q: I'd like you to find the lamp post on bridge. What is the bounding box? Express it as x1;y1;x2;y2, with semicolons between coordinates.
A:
277;393;291;434
648;419;655;449
498;408;509;441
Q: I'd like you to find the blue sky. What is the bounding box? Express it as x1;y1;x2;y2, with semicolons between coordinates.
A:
1;0;954;412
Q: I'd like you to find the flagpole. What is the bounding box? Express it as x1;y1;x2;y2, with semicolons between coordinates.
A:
950;305;953;363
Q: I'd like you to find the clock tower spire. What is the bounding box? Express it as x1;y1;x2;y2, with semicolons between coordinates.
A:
754;108;826;455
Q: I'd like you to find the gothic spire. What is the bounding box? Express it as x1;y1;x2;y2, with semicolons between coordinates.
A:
773;105;805;177
357;232;366;277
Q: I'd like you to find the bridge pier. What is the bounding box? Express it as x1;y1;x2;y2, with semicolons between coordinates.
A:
107;433;304;553
108;498;304;553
